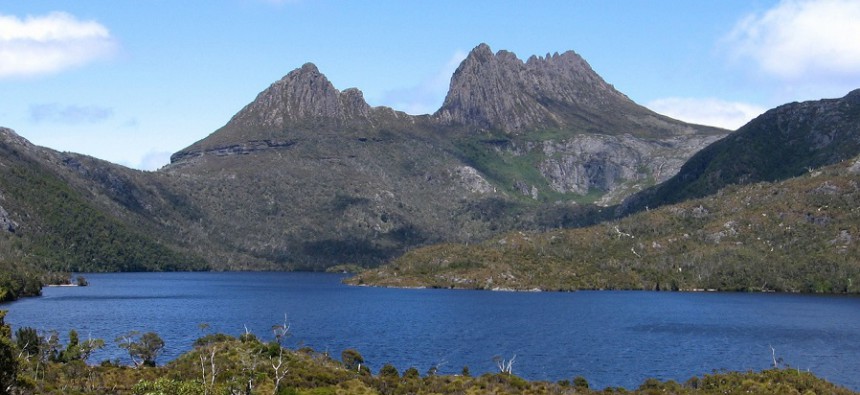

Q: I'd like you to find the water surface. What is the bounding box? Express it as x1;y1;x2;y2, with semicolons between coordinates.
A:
4;272;859;390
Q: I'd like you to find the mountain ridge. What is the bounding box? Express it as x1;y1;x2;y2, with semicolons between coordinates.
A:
170;43;724;169
2;43;728;275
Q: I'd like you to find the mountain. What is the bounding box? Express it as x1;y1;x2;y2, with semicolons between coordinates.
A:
620;89;860;214
161;43;724;269
1;43;726;278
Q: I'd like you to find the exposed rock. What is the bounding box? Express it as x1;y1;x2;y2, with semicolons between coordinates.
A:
482;132;721;204
434;44;632;133
451;166;495;194
433;43;719;140
0;205;17;233
228;63;372;131
831;230;852;245
849;157;860;174
812;181;841;195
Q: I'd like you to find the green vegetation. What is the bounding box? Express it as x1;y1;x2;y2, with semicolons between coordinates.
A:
0;262;42;302
1;312;855;395
351;158;860;293
0;146;207;273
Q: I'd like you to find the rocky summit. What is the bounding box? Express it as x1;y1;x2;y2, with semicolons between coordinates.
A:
434;43;700;138
1;44;727;271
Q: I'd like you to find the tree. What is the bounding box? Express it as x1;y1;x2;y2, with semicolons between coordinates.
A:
269;315;290;394
58;330;81;362
42;331;61;363
14;327;40;358
78;336;105;362
0;311;17;395
493;354;516;375
116;331;164;367
341;349;364;372
403;367;420;379
379;363;399;378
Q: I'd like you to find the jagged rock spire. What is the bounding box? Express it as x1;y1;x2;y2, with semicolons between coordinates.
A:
434;43;635;133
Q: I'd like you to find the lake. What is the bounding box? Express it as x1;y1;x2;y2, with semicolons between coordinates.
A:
3;272;859;390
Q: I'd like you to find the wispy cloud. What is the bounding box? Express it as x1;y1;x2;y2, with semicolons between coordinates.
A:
379;50;467;115
137;150;173;171
30;103;114;124
724;0;860;81
647;97;766;130
0;11;117;78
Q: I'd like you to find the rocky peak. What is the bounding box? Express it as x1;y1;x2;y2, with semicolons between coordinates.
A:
225;62;372;131
434;43;636;133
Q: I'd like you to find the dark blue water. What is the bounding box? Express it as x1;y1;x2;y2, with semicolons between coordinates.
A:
3;272;859;390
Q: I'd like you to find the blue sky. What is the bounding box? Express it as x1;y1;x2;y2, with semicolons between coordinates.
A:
2;0;859;170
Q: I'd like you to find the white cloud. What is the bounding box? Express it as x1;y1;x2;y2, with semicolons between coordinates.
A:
0;12;116;78
29;103;114;124
379;50;467;115
724;0;860;80
647;97;766;130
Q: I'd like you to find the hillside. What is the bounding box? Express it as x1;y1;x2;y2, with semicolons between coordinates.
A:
0;127;208;294
621;89;860;214
349;155;860;293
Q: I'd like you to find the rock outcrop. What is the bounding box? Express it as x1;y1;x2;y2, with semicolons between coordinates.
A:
0;205;17;233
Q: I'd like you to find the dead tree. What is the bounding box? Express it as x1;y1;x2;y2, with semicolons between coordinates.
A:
270;314;290;394
493;354;516;374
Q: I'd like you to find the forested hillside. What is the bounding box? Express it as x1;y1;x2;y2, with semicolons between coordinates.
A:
351;156;860;293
